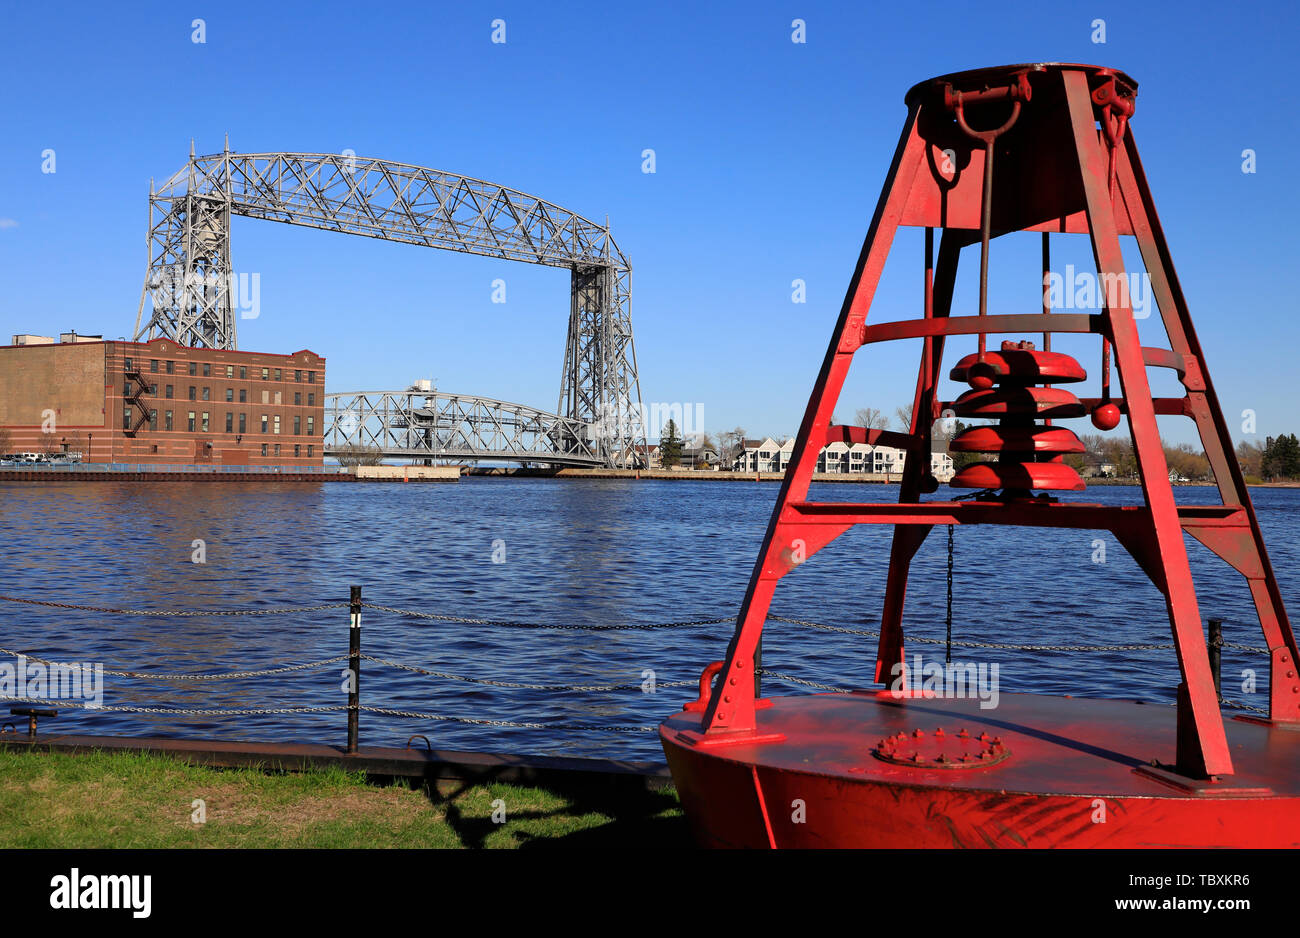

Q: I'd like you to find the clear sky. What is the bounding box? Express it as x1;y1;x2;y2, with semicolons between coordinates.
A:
1;0;1296;448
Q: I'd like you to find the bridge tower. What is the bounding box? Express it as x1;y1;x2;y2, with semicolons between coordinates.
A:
134;145;646;466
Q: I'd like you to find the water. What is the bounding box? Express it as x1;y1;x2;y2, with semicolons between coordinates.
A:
1;478;1296;762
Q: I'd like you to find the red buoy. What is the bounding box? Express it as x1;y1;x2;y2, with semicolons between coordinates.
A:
662;63;1300;849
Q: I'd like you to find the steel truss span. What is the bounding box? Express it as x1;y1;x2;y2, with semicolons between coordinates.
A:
324;389;603;467
134;146;646;466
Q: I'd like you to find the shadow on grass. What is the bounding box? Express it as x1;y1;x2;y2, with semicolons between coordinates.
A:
423;775;691;849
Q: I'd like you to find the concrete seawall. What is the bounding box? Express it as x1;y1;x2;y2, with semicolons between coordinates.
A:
0;468;354;483
468;467;909;483
354;465;460;482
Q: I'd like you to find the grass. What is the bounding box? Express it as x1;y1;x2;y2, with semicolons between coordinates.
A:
0;749;687;848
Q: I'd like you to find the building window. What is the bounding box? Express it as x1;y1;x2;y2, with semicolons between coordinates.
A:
307;444;313;457
189;362;197;376
123;407;132;430
202;363;210;377
308;371;316;383
307;416;314;434
273;415;281;435
294;444;300;457
239;413;246;434
308;393;315;406
261;390;269;404
124;357;133;372
165;385;173;399
239;366;247;380
165;410;173;431
150;410;158;431
201;412;209;432
239;389;246;403
150;360;159;373
294;392;301;406
149;384;157;395
294;370;301;382
187;412;196;432
188;386;196;401
293;415;301;435
274;368;281;381
166;361;174;374
260;415;268;433
261;367;269;380
274;391;282;405
202;387;210;401
274;443;281;457
225;388;233;402
226;365;234;378
261;444;267;457
225;412;233;432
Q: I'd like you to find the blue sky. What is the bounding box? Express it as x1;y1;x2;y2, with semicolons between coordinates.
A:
1;0;1296;447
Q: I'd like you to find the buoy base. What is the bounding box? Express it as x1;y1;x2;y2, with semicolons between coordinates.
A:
660;691;1300;848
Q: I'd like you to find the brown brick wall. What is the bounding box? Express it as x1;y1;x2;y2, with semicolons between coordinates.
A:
0;342;106;428
0;338;325;466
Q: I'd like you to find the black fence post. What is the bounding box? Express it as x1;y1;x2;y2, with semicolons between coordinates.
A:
347;585;361;754
1208;618;1223;704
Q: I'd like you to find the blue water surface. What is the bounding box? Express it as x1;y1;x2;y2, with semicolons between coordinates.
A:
0;478;1294;761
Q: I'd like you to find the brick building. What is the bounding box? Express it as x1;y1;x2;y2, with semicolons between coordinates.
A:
0;336;325;466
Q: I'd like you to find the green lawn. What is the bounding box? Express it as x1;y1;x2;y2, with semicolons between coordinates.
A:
0;750;687;848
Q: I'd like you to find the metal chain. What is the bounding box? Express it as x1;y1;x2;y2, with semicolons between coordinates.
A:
0;696;658;731
359;654;695;692
359;603;731;630
770;618;1179;651
946;524;954;664
0;595;347;617
0;696;346;716
0;591;1271;654
759;670;852;693
1221;698;1268;715
356;706;656;732
0;648;350;681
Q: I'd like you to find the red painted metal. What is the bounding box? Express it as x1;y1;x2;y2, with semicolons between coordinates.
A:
950;348;1086;384
950;460;1085;492
663;693;1300;848
949;425;1084;454
951;385;1086;419
662;63;1300;847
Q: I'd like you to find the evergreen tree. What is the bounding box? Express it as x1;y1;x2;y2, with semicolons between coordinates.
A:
660;419;683;467
1262;434;1300;480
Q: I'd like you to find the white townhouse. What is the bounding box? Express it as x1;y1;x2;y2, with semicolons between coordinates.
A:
733;437;782;473
737;437;956;481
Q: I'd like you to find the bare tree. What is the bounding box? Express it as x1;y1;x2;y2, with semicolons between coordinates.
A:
0;427;11;457
894;404;914;432
855;408;886;430
1236;439;1265;479
333;444;385;467
717;427;746;465
38;432;60;459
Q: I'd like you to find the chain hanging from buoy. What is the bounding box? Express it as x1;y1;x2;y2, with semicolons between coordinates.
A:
945;525;954;664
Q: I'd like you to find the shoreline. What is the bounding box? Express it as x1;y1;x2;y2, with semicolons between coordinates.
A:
3;465;1295;488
